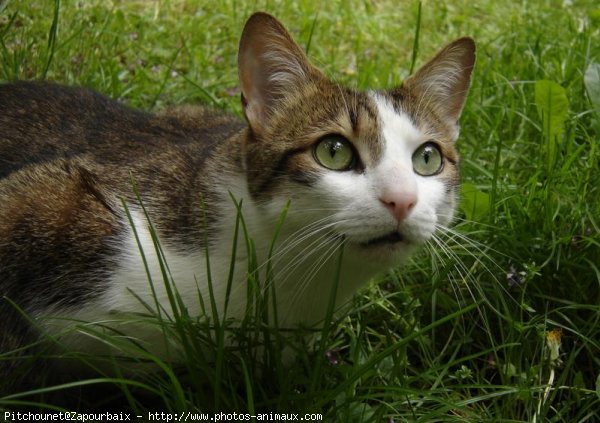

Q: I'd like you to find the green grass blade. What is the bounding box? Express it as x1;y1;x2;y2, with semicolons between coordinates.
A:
41;0;60;79
409;0;422;75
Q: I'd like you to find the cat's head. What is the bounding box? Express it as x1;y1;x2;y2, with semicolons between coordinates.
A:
238;12;475;265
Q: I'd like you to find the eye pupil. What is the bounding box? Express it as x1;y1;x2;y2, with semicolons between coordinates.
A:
329;142;341;157
423;150;430;163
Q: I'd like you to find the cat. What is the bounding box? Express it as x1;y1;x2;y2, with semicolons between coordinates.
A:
0;12;475;393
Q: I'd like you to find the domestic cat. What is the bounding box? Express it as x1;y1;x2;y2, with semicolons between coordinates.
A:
0;12;475;393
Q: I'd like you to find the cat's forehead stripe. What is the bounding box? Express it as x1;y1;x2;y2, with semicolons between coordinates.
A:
342;89;382;166
351;90;378;122
349;108;358;131
339;87;376;132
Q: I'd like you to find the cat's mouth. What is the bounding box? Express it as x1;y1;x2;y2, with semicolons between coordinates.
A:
361;231;406;247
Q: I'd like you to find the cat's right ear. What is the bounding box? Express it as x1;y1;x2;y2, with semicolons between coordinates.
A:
403;37;476;134
238;12;320;137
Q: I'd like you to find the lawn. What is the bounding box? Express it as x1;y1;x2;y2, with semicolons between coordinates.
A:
1;0;599;421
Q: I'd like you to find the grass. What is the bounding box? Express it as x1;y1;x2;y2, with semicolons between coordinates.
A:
1;0;599;421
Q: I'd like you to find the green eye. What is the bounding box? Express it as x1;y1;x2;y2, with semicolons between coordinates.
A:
412;142;443;176
314;135;355;171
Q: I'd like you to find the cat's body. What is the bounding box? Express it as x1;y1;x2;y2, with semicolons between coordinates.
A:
0;13;474;393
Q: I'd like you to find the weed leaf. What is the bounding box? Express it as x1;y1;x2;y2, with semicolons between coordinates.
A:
584;62;600;144
534;80;569;170
584;63;600;117
460;183;490;221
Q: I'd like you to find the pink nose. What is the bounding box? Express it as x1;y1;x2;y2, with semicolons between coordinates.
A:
380;192;417;222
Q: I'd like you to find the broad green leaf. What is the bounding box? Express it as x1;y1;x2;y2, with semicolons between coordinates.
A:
584;63;600;117
460;183;490;221
589;9;600;26
573;371;586;389
534;80;569;170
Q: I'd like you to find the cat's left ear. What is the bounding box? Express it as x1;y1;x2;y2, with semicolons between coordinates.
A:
403;37;475;131
238;12;323;137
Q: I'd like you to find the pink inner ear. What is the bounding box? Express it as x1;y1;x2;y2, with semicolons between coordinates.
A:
238;47;268;134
